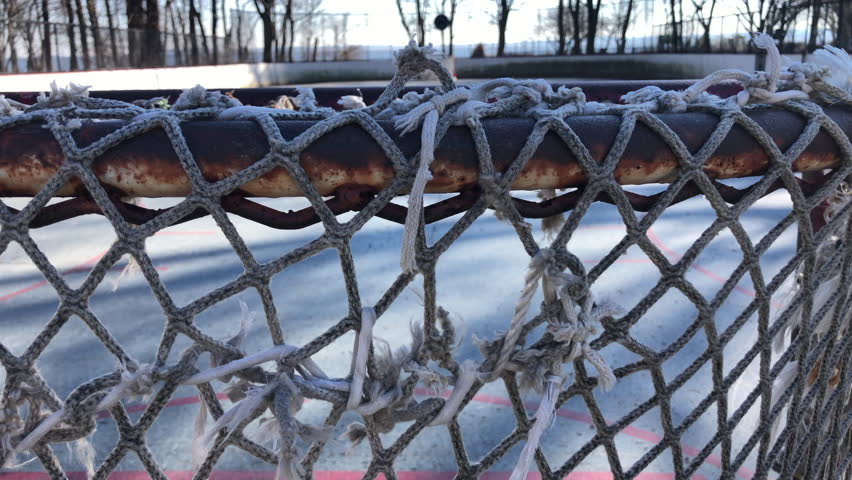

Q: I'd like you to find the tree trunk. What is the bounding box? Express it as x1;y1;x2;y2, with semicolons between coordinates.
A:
220;0;229;61
126;0;143;66
416;0;425;46
260;11;273;62
395;0;412;41
210;0;218;64
192;2;209;60
166;0;181;64
839;0;852;51
617;0;633;54
287;14;294;61
0;8;6;72
73;0;91;68
448;0;456;56
41;0;52;70
86;0;104;67
668;0;678;51
585;0;600;54
176;2;189;62
278;0;292;61
24;22;36;71
277;3;285;61
497;0;509;57
253;0;274;62
807;0;820;51
143;0;162;66
63;0;78;69
104;0;118;66
312;36;318;61
188;0;198;64
569;0;581;54
557;0;566;55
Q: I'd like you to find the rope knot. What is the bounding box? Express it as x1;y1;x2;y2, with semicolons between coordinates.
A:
393;40;438;77
429;95;447;115
172;85;241;111
621;85;687;112
657;91;688;112
548;323;579;344
34;81;91;109
121;364;155;399
513;85;543;105
478;173;508;198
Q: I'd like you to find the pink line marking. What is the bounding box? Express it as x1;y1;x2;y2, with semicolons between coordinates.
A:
0;472;708;480
1;223;757;479
645;228;758;299
1;228;211;302
575;224;763;306
95;388;746;479
1;252;167;302
0;279;50;302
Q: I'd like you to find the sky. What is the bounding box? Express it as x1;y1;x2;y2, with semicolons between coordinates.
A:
300;0;749;51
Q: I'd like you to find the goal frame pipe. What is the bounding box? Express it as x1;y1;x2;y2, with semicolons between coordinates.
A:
0;107;847;199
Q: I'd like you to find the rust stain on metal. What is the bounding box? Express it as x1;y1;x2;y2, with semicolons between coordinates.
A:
1;108;848;198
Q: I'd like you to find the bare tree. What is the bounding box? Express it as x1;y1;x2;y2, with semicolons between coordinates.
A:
448;0;460;55
191;0;209;61
277;0;292;61
40;0;51;70
557;0;566;54
739;0;809;48
416;0;424;45
691;0;717;52
296;0;322;61
23;2;38;70
535;1;571;55
838;0;852;50
104;0;119;66
495;0;513;56
219;0;229;59
807;0;821;50
616;0;634;53
144;0;163;66
165;0;182;63
210;0;217;63
667;0;681;52
253;0;275;62
126;0;143;65
395;0;426;46
567;0;582;54
186;0;198;63
86;0;105;67
584;0;601;54
287;3;294;60
63;0;78;69
72;0;90;68
395;0;412;39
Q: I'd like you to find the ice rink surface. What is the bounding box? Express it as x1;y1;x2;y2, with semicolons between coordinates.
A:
1;179;799;479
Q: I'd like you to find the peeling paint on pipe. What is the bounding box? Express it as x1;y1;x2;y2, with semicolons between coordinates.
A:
0;108;847;198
